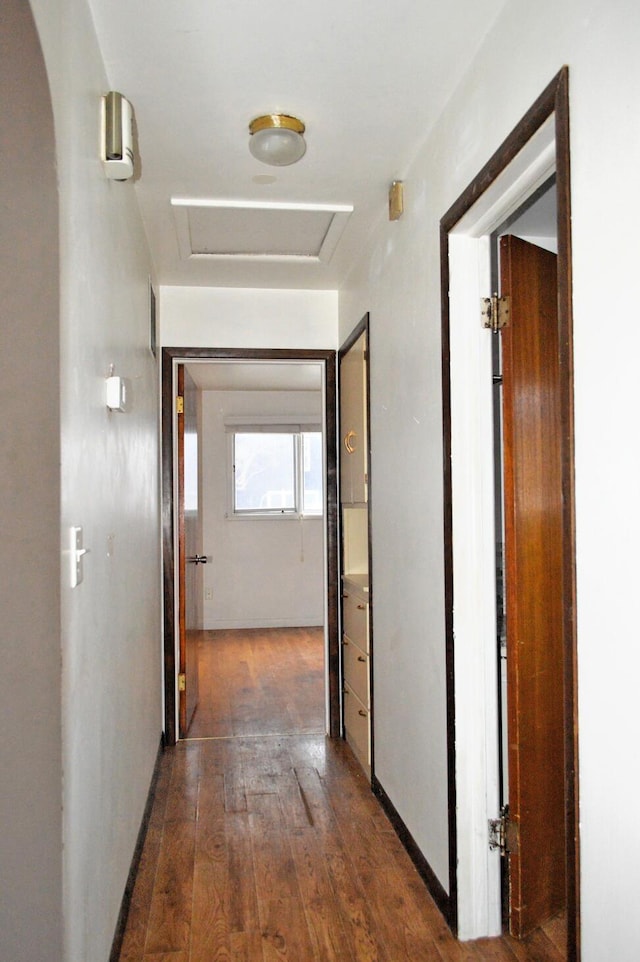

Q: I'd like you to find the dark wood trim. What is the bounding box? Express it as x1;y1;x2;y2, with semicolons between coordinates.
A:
338;313;368;358
338;314;374;780
324;353;341;737
109;735;164;962
439;215;457;935
439;66;579;957
554;67;580;962
372;774;453;929
161;347;340;744
161;349;177;745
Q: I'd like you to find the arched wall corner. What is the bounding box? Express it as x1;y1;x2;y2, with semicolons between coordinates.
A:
0;1;63;960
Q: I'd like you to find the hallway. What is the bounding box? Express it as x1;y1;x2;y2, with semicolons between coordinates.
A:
117;630;565;961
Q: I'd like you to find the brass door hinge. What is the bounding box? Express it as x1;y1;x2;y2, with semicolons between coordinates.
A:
178;672;186;692
481;294;510;332
176;395;184;414
489;805;519;855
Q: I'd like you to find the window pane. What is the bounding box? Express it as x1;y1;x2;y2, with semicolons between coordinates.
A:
234;433;295;511
302;432;323;515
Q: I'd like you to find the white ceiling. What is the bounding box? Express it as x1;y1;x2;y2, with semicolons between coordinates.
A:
88;0;508;291
186;361;322;393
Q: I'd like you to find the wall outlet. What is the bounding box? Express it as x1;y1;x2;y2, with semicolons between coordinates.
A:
204;587;213;601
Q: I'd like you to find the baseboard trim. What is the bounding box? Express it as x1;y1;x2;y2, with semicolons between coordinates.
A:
372;774;456;933
109;734;165;962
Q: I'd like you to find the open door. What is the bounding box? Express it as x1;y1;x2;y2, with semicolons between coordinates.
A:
177;365;201;737
500;235;566;937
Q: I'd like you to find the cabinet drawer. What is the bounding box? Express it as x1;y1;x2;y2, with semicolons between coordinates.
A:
343;683;370;771
343;637;369;706
342;591;369;651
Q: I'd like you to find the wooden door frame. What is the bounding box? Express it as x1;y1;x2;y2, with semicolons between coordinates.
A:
161;346;339;746
440;67;578;954
337;313;374;777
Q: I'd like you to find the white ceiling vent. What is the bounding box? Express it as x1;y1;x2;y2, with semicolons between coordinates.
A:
171;198;353;263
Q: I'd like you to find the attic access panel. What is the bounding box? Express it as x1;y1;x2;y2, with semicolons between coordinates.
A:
172;198;353;263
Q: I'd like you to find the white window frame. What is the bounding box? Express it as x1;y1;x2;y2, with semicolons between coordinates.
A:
226;419;323;520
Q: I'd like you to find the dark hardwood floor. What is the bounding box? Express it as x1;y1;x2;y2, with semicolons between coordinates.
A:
118;628;565;961
187;628;325;740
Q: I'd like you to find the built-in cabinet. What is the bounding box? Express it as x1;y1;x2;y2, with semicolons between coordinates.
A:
339;321;372;777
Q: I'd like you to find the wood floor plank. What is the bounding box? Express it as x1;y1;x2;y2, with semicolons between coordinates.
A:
164;743;200;823
189;852;232;962
502;929;565;962
324;847;390;962
542;913;567;954
143;818;196;955
226;812;261;934
259;896;318;962
289;831;356;961
249;793;300;910
119;756;174;962
229;931;265;962
142;953;189;962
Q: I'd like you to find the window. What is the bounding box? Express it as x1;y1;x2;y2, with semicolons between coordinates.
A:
231;428;323;517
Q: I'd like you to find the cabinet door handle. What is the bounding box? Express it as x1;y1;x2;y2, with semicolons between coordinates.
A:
344;430;357;454
358;709;367;718
358;655;366;663
342;593;349;599
357;603;366;610
343;638;349;645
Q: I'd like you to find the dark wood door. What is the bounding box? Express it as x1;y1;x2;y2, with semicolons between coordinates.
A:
178;365;200;737
500;235;566;937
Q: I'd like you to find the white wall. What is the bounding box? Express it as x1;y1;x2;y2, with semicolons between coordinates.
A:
200;390;324;629
26;2;163;961
340;0;640;957
0;3;63;958
160;286;338;348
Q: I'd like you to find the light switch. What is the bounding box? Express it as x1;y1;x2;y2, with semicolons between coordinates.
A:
69;526;88;587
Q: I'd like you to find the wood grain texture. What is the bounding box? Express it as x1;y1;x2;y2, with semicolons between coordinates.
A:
186;627;325;739
501;236;566;937
119;628;564;962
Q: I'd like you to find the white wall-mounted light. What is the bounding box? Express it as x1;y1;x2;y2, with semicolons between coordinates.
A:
106;365;127;412
249;114;306;167
101;91;134;180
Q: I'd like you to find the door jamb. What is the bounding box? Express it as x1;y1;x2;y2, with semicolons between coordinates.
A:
440;67;578;955
161;346;339;746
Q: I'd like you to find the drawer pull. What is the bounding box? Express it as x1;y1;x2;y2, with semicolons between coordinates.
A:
357;603;366;610
358;655;366;663
358;709;367;718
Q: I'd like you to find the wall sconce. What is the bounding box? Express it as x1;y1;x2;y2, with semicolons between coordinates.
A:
101;91;135;180
389;180;404;221
249;114;306;166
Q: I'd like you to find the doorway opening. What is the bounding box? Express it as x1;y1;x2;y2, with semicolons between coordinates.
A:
440;68;578;957
161;347;339;747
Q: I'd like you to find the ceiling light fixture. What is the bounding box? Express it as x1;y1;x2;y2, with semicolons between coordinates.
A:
249;114;306;167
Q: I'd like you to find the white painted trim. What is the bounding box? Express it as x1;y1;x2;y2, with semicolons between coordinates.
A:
447;125;557;940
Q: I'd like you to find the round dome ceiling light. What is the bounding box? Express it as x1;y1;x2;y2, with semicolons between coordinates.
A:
249;114;306;167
